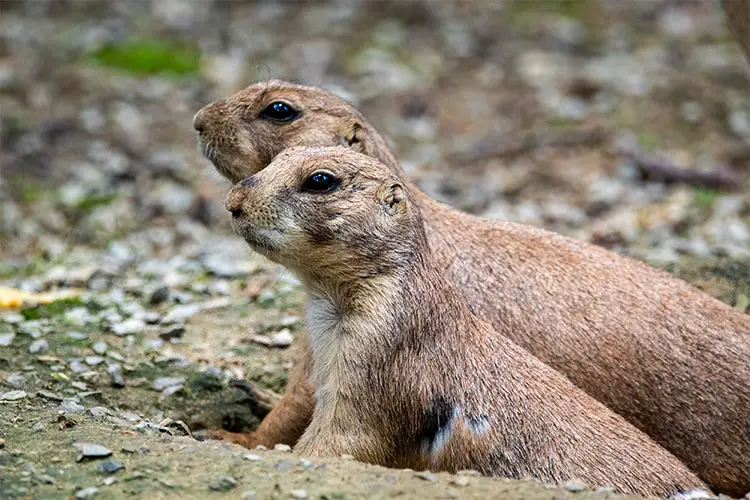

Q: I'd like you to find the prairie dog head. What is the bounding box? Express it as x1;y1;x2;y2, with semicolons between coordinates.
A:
194;80;399;184
226;146;419;283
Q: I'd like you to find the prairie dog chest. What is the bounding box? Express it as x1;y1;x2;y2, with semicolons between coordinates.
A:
305;295;345;387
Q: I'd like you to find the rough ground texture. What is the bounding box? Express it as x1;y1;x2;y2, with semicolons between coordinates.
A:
0;0;748;498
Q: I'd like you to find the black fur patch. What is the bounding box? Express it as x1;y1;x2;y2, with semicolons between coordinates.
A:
415;394;455;451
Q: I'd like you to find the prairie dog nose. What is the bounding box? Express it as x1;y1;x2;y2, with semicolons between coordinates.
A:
192;107;208;132
225;177;259;216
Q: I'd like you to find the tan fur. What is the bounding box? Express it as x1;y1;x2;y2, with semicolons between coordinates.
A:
722;0;750;65
224;146;709;497
194;81;750;496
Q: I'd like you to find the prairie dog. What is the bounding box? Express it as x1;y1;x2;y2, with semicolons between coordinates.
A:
195;81;750;496
225;146;709;498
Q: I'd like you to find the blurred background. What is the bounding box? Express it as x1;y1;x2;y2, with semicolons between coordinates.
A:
0;2;749;489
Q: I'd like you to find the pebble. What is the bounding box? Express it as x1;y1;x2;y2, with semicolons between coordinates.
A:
107;364;125;387
414;471;436;481
3;372;25;389
57;399;86;414
1;390;28;401
561;479;589;493
273;444;292;452
269;329;294;347
209;476;237;492
66;331;89;341
112;318;145;336
161;384;184;397
159;324;185;340
153;377;185;391
242;453;262;462
74;443;112;462
242;492;257;500
275;460;295;472
88;407;112;418
92;341;108;354
28;339;49;354
98;459;125;474
2;312;24;324
85;356;105;366
149;285;171;305
290;490;308;499
37;390;64;401
0;333;16;346
102;477;117;486
161;304;200;324
35;473;55;484
450;475;470;487
31;422;45;432
75;487;99;499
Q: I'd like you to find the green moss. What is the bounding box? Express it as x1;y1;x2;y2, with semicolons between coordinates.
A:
89;39;200;76
76;193;118;213
693;187;722;210
20;297;84;321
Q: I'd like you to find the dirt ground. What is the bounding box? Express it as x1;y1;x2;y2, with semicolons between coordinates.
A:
0;0;748;498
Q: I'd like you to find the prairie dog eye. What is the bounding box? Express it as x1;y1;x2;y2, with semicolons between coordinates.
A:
259;101;300;122
302;170;340;193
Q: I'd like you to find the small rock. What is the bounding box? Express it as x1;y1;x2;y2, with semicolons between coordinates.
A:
340;454;354;460
2;312;24;324
242;453;262;462
31;422;45;432
69;360;89;373
92;341;108;354
71;381;88;391
121;444;138;454
269;329;294;347
158;325;185;340
290;490;308;499
35;473;55;484
415;471;436;481
274;444;292;452
66;331;89;341
275;460;295;472
1;390;27;401
74;443;112;462
209;476;237;492
88;407;112;418
107;364;125;388
161;384;184;397
242;492;257;500
29;338;49;354
561;479;589;493
102;477;117;486
153;377;185;391
75;487;99;499
0;332;16;346
3;372;25;389
161;304;199;324
57;399;85;414
37;390;64;401
112;318;145;336
450;475;469;487
85;356;105;366
98;459;125;474
0;438;4;448
149;285;171;305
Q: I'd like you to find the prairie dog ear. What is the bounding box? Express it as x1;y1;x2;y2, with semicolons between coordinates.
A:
339;122;365;152
377;181;407;216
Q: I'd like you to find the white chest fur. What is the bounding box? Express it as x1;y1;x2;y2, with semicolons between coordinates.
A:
305;294;345;390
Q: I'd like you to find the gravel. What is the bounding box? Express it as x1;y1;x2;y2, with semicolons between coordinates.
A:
73;443;113;462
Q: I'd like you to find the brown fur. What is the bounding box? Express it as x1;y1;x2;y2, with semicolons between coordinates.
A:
194;81;750;496
224;146;708;497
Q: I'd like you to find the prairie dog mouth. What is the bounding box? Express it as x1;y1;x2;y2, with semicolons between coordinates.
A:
235;227;286;253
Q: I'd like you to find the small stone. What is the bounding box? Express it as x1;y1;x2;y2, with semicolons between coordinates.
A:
255;445;267;451
66;331;89;341
290;490;308;499
37;390;64;401
71;381;88;391
102;477;117;486
162;304;199;324
1;390;27;401
112;318;145;336
242;453;262;462
57;399;85;414
88;407;112;418
98;459;125;474
75;487;99;499
158;324;185;340
274;444;292;452
2;312;24;324
275;460;295;472
161;384;184;397
242;492;257;500
209;476;237;492
415;471;436;481
561;479;588;493
450;475;469;487
269;329;294;347
0;332;16;346
35;473;55;484
28;339;49;354
69;360;89;373
121;444;138;454
107;364;125;388
85;356;105;366
299;459;314;470
149;286;171;305
92;341;108;354
0;439;4;448
153;377;185;391
31;422;46;432
3;372;25;389
74;443;112;462
340;454;354;460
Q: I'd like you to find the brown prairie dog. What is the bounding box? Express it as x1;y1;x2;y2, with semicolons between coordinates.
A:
224;146;710;498
194;80;750;496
